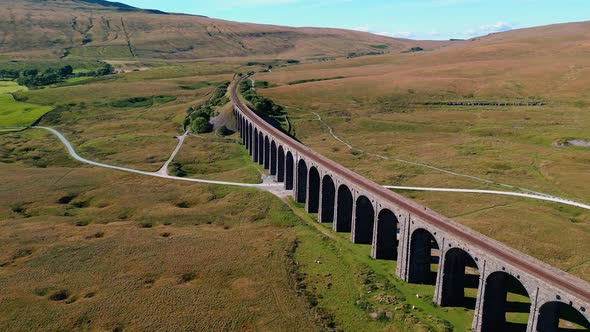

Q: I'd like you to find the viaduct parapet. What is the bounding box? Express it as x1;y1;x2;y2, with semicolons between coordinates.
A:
230;77;590;331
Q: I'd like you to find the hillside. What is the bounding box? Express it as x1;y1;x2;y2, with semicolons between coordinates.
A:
0;0;448;60
253;20;590;281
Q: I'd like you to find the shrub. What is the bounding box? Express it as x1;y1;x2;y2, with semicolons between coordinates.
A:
178;272;196;284
49;289;70;301
176;201;190;208
13;248;33;259
75;220;90;227
191;116;210;134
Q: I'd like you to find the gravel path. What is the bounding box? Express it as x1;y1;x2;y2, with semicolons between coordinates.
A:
3;125;587;209
33;126;282;191
156;131;188;175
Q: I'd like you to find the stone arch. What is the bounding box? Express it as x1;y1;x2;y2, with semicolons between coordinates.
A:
270;141;277;175
440;247;480;309
242;118;246;145
408;228;439;284
296;159;308;203
307;166;320;213
537;301;590;331
257;132;264;165
264;136;270;169
285;151;294;190
247;123;253;154
335;184;353;232
374;209;398;260
353;195;374;244
320;175;335;223
253;128;259;162
277;146;285;182
481;271;531;332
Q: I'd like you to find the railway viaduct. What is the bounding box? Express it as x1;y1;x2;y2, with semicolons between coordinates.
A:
230;77;590;331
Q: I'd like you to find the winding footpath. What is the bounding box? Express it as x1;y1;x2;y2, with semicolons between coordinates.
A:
32;126;282;191
310;112;590;210
156;131;188;175
2;125;588;209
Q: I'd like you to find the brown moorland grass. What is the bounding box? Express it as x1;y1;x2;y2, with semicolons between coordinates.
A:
13;61;240;171
254;22;590;281
0;128;483;331
0;0;451;61
0;130;318;331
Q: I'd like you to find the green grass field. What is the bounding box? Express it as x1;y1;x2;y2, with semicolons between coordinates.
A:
0;94;53;127
0;81;28;94
170;133;262;183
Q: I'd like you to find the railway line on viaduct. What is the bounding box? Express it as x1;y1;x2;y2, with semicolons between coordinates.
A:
230;76;590;331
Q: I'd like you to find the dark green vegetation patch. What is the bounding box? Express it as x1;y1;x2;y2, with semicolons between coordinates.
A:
178;81;220;90
186;82;230;133
287;76;345;85
109;96;176;108
239;79;290;134
0;60;113;89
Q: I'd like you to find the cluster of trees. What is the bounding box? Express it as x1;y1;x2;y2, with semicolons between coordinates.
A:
239;80;285;117
185;82;230;134
0;69;20;79
0;63;114;88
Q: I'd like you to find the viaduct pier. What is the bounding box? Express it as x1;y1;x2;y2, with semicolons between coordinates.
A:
230;77;590;331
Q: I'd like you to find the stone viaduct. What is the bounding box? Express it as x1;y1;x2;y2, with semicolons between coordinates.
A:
230;78;590;331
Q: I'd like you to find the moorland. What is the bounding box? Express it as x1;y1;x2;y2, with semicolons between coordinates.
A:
0;0;589;331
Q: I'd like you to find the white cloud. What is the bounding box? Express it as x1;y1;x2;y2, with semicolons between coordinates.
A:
465;21;514;37
353;26;441;40
353;25;370;32
376;31;414;39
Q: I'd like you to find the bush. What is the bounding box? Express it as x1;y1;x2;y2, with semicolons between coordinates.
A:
178;272;196;284
49;290;70;301
191;117;210;134
110;96;176;108
171;162;187;177
186;81;230;134
0;69;20;79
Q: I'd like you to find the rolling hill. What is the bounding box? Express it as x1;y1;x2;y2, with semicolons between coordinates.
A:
0;0;449;60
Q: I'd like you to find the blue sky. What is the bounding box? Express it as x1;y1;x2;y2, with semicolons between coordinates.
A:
122;0;589;40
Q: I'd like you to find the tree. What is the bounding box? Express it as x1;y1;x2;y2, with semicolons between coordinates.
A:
191;117;210;134
59;65;73;77
0;69;20;79
23;69;38;77
97;64;113;76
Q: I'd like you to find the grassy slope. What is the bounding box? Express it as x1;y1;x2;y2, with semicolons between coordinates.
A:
14;61;238;171
255;22;590;281
170;133;263;183
0;0;449;61
0;129;317;331
0;94;53;127
0;81;28;94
